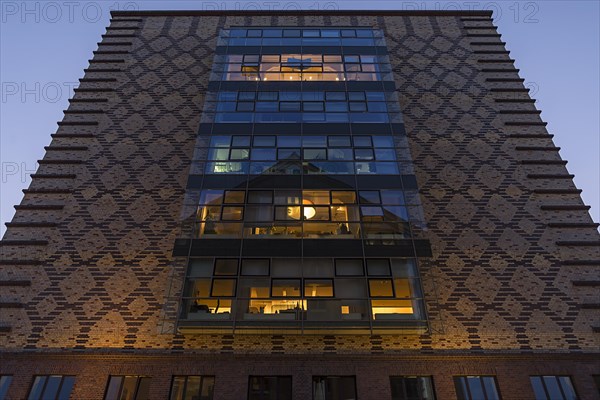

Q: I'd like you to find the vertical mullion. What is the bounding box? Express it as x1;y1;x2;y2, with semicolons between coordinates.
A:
39;376;50;400
555;377;568;400
54;377;65;400
541;378;551;400
464;377;472;400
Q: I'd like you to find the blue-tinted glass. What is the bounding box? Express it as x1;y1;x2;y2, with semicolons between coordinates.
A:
238;91;256;100
283;29;300;37
254;136;276;147
303;149;327;160
375;149;396;161
326;92;346;101
258;92;278;101
543;377;564;400
326;102;348;112
341;29;356;37
359;191;380;204
251;149;276;161
351;113;389;123
367;102;388;112
321;29;340;37
280;102;301;112
218;92;237;101
355;149;374;161
0;376;12;400
229;29;246;37
343;38;375;46
278;149;301;160
216;113;253;123
381;190;405;205
348;92;366;101
280;37;301;45
228;38;246;46
216;102;236;112
302;91;324;101
263;29;282;37
482;377;500;400
328;149;353;160
531;377;548;400
349;102;367;112
454;377;469;400
278;136;301;147
302;136;327;147
255;102;278;112
356;30;374;37
366;92;386;101
262;38;281;46
57;377;75;400
40;376;61;399
344;55;360;63
373;136;395;148
247;29;262;37
303;30;320;37
325;113;349;123
558;377;577;400
237;102;254;111
231;136;251;147
328;136;351;147
304;102;324;112
303;113;326;123
353;136;372;147
280;91;302;101
466;377;485;400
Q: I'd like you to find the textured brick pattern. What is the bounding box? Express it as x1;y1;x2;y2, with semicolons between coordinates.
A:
1;12;599;399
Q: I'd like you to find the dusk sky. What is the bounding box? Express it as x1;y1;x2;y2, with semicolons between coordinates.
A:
1;0;599;236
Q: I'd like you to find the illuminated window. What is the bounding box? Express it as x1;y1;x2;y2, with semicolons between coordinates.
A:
304;280;334;297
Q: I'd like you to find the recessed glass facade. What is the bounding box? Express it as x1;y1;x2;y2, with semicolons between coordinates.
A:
176;27;431;333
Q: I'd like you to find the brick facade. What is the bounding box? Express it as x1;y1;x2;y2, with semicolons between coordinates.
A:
1;10;599;400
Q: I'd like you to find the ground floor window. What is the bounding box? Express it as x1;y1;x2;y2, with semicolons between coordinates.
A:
312;376;356;400
248;376;292;400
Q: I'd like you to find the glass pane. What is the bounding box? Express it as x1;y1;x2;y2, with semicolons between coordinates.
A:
353;136;373;147
120;376;138;400
530;377;547;400
454;377;469;400
28;376;46;400
254;136;276;147
272;279;301;297
214;259;238;275
239;278;270;298
419;377;436;400
369;280;394;297
366;259;391;276
335;279;367;298
57;377;75;400
304;280;334;297
222;206;244;221
169;377;186;400
241;259;270;276
248;191;273;204
0;376;13;400
558;377;577;400
543;376;564;400
199;190;224;205
136;377;151;400
380;190;405;205
184;376;202;400
272;259;302;277
200;377;215;400
41;376;61;400
224;190;245;204
278;136;301;147
211;279;237;296
104;376;122;400
466;377;485;400
335;259;364;276
359;191;381;204
482;377;500;400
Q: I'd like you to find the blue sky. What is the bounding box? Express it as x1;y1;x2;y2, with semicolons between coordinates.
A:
1;1;599;236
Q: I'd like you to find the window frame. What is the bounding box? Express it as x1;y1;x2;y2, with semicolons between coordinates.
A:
390;376;437;400
103;375;151;400
169;375;215;400
454;376;501;400
530;376;579;400
27;375;75;400
248;376;292;400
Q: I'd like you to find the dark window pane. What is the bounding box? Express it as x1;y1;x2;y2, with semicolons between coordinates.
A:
241;259;270;276
104;376;122;400
283;29;300;37
348;92;366;101
258;91;278;101
0;376;13;400
304;102;324;112
367;259;391;276
454;377;469;400
466;377;485;400
543;376;564;400
231;136;251;147
328;136;351;147
214;259;238;275
278;136;301;147
255;102;278;112
335;259;364;276
238;91;256;100
325;102;348;112
136;377;151;400
169;377;186;400
200;377;215;400
236;102;254;111
302;136;327;147
359;191;381;204
248;191;273;204
326;92;346;101
224;190;245;204
558;377;577;400
482;377;500;400
353;136;373;147
280;102;301;112
349;102;367;112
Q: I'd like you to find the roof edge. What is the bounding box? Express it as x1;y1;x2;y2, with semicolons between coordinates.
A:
110;10;493;17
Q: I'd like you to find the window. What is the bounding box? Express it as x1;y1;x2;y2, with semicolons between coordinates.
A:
214;259;238;276
530;376;578;400
369;279;394;297
0;376;12;400
454;376;500;400
248;376;292;400
272;279;301;297
170;376;214;400
241;259;270;276
312;376;356;400
211;279;237;296
335;259;364;276
390;376;436;400
28;375;75;400
104;376;150;400
304;279;334;297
